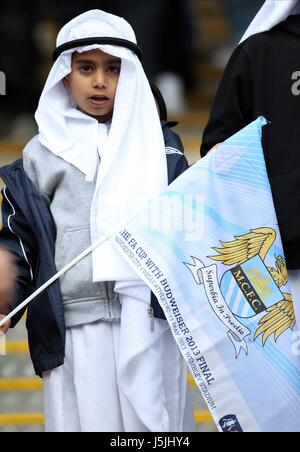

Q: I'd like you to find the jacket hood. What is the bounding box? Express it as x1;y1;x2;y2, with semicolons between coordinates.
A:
275;13;300;38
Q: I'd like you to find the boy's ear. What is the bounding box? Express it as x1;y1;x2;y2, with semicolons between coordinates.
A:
63;75;70;87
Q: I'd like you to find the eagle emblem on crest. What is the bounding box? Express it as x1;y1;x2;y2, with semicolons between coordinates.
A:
209;227;295;345
185;227;295;352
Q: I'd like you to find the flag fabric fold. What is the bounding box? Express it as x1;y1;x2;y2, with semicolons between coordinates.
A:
112;117;300;432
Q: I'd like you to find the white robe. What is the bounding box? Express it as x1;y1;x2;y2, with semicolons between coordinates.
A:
43;282;195;432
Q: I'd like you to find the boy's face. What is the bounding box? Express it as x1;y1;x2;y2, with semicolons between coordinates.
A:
64;49;121;123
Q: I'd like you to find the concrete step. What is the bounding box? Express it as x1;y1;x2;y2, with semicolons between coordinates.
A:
0;378;42;391
0;356;34;378
0;393;42;414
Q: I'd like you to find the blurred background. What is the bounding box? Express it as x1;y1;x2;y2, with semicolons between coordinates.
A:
0;0;263;432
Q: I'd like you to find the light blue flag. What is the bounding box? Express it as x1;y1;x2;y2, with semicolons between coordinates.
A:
112;117;300;432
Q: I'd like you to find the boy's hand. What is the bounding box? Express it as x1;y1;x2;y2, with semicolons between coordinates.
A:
0;249;15;316
0;314;11;335
207;143;222;155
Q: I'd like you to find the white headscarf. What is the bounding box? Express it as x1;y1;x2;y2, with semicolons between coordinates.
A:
240;0;300;43
35;10;168;282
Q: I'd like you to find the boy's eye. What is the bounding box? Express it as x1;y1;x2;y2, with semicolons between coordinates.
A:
107;65;121;74
80;65;93;72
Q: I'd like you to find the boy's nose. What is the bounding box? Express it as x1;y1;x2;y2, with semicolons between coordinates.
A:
93;70;108;89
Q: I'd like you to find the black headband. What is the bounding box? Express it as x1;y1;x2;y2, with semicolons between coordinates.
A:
53;37;143;61
52;36;168;121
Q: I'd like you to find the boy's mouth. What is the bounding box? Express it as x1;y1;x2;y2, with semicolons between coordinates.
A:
89;94;110;106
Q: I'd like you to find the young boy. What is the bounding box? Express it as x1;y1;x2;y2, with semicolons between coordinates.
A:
0;10;191;432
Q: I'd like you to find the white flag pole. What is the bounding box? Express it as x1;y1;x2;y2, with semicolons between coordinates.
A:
0;231;112;328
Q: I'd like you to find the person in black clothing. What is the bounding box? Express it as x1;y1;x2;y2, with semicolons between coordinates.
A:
201;0;300;272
